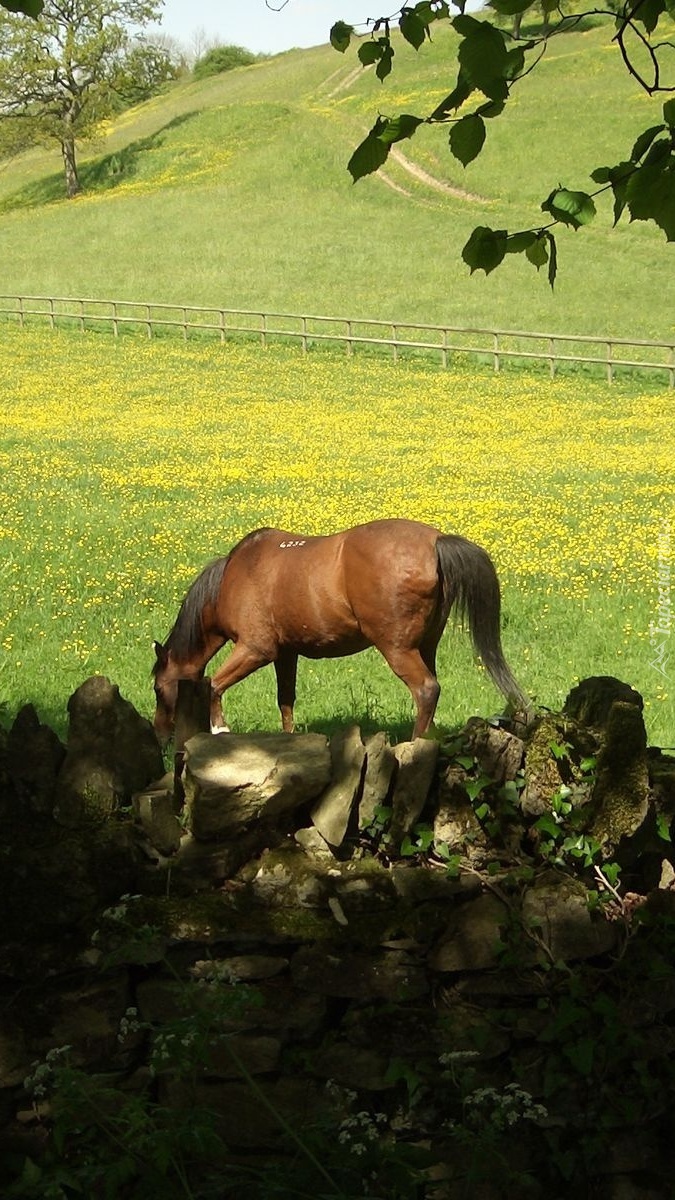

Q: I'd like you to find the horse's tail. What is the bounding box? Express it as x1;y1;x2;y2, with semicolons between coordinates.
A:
435;534;530;712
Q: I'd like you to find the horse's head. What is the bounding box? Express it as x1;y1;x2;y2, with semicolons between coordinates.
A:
152;640;204;746
152;641;179;745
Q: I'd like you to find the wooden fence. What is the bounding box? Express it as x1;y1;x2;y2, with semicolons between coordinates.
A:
1;293;674;386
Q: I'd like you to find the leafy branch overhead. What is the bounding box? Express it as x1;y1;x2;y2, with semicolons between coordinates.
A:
331;1;675;285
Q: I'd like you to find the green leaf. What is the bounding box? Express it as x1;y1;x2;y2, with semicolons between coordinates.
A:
504;231;535;255
504;46;526;81
535;812;562;839
664;98;675;129
330;21;354;53
547;232;558;288
400;835;417;856
478;98;505;119
455;754;475;769
449;112;486;166
431;75;474;118
415;825;436;852
348;114;424;180
462;225;507;274
453;13;485;35
631;124;666;162
347;120;391;181
1;0;43;11
602;861;622;885
456;20;509;102
415;1;451;21
376;40;395;81
541;187;597;229
400;10;428;49
591;160;633;223
500;779;521;804
524;232;549;268
378;112;424;145
626;155;675;240
656;811;672;841
358;39;385;66
630;0;665;33
465;773;493;800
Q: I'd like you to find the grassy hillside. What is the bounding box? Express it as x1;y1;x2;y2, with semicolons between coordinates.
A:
0;17;672;338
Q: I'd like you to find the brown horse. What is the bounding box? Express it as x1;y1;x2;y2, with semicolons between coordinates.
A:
152;519;528;743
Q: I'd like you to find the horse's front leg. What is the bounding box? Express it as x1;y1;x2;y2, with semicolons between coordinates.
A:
209;643;270;733
274;650;298;733
209;687;230;735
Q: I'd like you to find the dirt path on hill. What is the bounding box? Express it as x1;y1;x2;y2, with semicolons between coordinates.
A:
316;65;488;204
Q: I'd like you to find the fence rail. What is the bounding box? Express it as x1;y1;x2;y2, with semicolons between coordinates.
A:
1;294;673;386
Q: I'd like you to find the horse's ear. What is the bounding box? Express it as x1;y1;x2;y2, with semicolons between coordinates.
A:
153;640;166;661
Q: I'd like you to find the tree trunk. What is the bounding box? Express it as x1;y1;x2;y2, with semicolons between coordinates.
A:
61;132;80;198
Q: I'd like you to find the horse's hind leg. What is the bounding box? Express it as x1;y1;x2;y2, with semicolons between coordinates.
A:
378;645;441;739
274;651;298;733
209;642;271;732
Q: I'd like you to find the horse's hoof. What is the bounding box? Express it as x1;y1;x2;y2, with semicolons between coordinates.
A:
210;724;231;735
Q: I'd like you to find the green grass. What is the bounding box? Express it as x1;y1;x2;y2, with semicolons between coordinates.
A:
0;326;672;747
0;19;672;340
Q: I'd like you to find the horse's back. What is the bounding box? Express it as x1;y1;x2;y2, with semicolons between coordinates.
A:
221;525;361;653
341;520;442;618
221;520;444;654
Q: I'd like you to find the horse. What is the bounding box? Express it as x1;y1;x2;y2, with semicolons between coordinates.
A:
151;518;529;744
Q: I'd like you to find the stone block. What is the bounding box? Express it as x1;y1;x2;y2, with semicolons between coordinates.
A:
310;725;366;846
183;731;331;840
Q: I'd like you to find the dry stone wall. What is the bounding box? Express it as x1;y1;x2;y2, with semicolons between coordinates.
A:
1;674;675;1198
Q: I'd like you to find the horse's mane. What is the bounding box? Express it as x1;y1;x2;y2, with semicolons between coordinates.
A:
153;528;272;669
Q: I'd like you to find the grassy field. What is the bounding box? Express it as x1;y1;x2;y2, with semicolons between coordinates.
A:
0;18;672;340
0;326;672;746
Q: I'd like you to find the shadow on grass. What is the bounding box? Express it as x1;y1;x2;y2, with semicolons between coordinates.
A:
0;111;200;214
302;713;423;745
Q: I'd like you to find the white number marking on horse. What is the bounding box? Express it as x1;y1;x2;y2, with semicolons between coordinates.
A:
279;540;306;549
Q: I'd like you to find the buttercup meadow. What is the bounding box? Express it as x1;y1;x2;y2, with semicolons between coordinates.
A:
0;325;672;742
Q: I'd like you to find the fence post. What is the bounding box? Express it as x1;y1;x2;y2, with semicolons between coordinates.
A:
262;312;268;350
392;324;398;364
301;315;307;354
112;301;118;338
441;328;448;369
493;331;500;372
548;337;555;379
18;296;24;328
219;309;226;344
49;297;55;331
183;307;188;341
79;299;85;333
345;320;352;356
607;341;613;385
